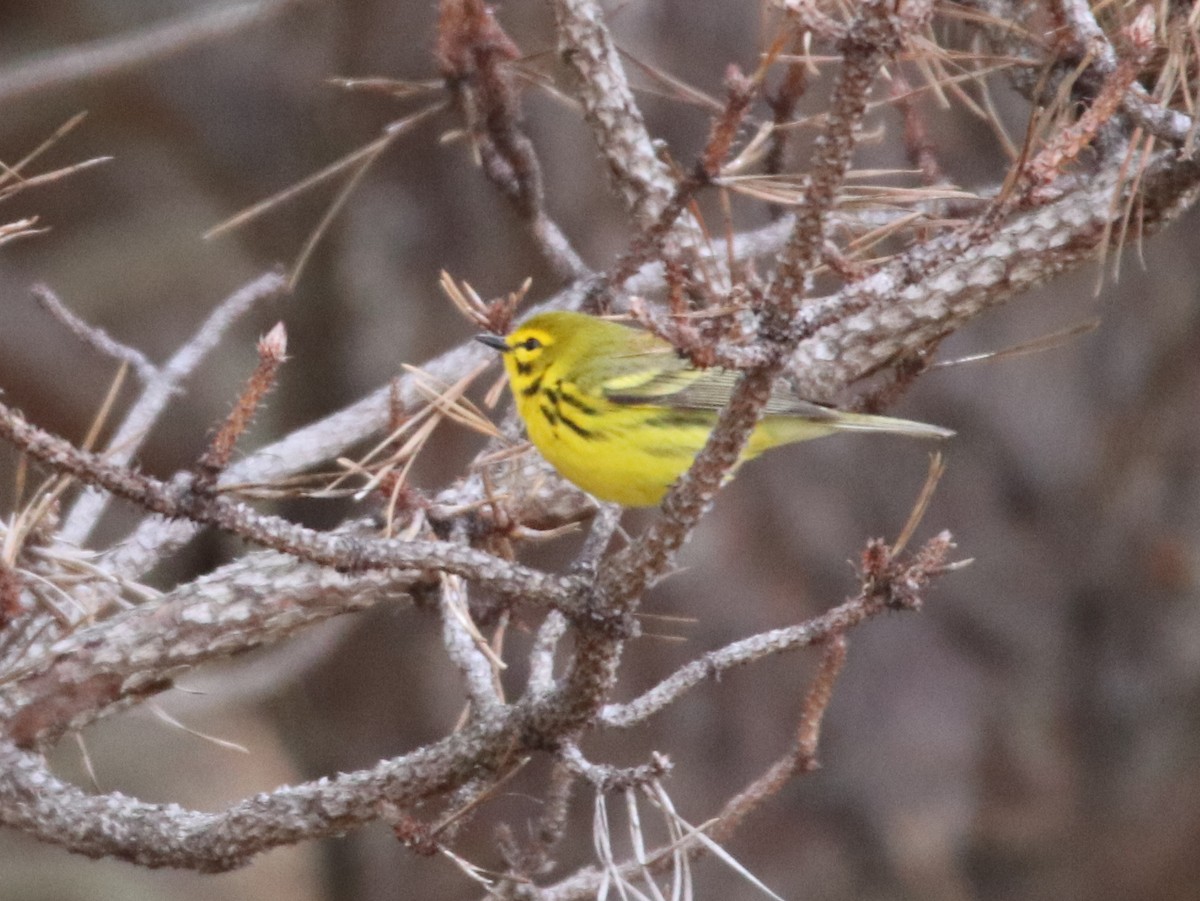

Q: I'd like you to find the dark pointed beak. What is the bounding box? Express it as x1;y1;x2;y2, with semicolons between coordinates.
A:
475;333;510;352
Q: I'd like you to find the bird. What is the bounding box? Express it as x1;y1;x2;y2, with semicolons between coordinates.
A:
477;310;952;507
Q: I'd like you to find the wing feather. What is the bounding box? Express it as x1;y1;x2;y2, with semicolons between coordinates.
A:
601;351;840;422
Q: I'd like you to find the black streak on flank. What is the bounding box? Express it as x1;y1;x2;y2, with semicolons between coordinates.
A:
539;403;559;426
543;381;600;439
557;383;598;415
521;375;543;397
558;412;595;439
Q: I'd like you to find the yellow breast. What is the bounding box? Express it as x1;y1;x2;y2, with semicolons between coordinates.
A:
513;377;779;506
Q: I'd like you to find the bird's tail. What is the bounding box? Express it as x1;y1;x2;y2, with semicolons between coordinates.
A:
827;410;954;439
752;409;952;454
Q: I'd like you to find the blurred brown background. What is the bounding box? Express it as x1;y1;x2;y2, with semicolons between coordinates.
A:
3;2;1200;899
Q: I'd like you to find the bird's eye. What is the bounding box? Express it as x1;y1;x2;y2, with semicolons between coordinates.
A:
522;337;542;351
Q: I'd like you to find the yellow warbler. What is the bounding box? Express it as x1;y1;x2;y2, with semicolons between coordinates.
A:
477;310;952;507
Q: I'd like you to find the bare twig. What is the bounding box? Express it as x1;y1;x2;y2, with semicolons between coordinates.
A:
0;0;305;107
527;611;568;697
60;271;288;547
708;634;847;843
548;0;682;228
195;323;288;488
438;0;590;281
599;533;948;729
30;285;159;383
560;742;671;793
0;398;583;630
771;0;931;316
440;573;505;716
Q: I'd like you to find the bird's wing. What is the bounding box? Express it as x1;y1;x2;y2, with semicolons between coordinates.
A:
594;347;704;399
601;351;840;421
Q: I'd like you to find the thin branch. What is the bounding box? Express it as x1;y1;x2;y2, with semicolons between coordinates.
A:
438;0;590;281
707;635;847;843
1051;0;1196;145
30;285;159;383
496;759;575;887
0;399;583;631
595;366;777;606
0;0;304;107
440;573;505;717
527;610;568;697
571;503;621;576
535;533;955;901
548;0;682;228
559;742;671;793
599;544;935;729
60;271;288;547
194;322;288;488
771;0;931;316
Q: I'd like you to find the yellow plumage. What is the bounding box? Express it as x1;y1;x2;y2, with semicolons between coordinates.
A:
478;311;952;507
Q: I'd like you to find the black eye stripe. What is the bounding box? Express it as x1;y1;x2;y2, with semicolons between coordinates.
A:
522;337;542;351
